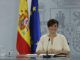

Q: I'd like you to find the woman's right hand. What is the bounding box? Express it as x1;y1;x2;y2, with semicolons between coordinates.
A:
48;48;57;54
36;50;46;55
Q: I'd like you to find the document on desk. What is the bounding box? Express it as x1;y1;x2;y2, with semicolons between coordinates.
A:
26;54;37;57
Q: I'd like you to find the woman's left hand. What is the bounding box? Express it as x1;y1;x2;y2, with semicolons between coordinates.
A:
48;49;58;54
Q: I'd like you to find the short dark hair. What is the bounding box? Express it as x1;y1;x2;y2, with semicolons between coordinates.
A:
47;19;59;27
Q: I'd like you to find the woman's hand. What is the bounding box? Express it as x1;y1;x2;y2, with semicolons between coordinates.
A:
36;50;46;55
48;49;70;54
36;49;70;55
48;49;57;54
59;50;70;55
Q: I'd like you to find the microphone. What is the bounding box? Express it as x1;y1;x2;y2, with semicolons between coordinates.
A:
43;38;51;58
46;38;50;55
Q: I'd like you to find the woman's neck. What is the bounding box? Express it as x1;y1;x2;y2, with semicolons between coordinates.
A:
49;32;56;37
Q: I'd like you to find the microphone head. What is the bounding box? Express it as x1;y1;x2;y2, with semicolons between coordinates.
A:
48;38;50;41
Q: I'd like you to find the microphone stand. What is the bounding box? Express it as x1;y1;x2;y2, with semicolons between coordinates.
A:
43;38;51;58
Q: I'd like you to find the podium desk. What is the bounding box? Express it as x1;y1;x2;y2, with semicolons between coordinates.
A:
0;54;79;60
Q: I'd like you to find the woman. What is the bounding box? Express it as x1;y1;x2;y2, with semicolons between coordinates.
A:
36;19;70;55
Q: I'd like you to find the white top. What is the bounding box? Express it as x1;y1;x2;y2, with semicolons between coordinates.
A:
36;33;70;52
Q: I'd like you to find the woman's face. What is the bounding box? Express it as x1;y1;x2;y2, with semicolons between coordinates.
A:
48;23;58;34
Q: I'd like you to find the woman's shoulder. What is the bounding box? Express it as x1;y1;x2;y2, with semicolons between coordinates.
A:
40;34;48;41
41;34;48;38
57;33;65;38
57;33;67;41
